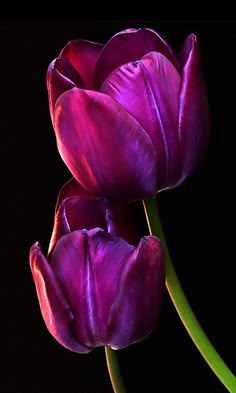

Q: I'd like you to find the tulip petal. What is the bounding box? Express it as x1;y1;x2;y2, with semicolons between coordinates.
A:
60;39;103;89
108;236;165;349
48;197;108;255
29;242;91;353
178;35;210;183
50;229;136;347
87;230;139;344
51;229;154;348
95;28;180;89
47;72;75;123
47;58;84;89
53;178;139;239
54;178;93;212
47;58;84;121
54;88;158;201
48;179;139;255
101;51;182;188
179;33;195;67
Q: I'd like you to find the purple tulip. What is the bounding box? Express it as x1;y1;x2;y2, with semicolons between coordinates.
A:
30;179;165;353
47;27;210;201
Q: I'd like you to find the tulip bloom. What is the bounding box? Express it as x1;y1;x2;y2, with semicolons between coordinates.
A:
47;27;210;201
30;179;165;353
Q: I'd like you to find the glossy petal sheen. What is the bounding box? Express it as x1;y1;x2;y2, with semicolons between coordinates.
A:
54;178;94;211
47;28;210;200
48;197;107;255
101;51;182;189
50;229;165;348
47;58;84;121
47;71;76;124
60;39;103;89
48;178;92;254
95;27;180;89
30;242;91;353
109;236;165;348
54;88;158;201
178;35;210;183
48;178;139;254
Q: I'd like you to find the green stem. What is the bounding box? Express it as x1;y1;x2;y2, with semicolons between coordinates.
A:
105;346;126;393
143;198;236;393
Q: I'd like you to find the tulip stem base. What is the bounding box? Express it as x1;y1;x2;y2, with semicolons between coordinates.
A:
105;346;126;393
143;197;236;392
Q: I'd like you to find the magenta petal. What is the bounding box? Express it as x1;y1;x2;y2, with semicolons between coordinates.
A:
50;229;141;347
54;178;93;212
95;28;180;89
178;35;210;183
29;242;91;353
55;178;140;243
48;198;71;255
47;60;78;123
108;236;165;349
47;58;84;89
50;229;101;347
48;197;108;255
57;197;107;232
179;33;196;67
48;178;139;252
101;51;182;188
54;88;158;201
60;39;103;89
48;178;107;254
86;230;138;345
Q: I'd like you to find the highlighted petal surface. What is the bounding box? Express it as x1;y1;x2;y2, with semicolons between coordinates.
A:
60;39;103;89
54;88;158;201
95;28;180;89
47;58;84;120
48;178;139;254
101;51;182;188
30;242;91;353
178;35;210;183
50;229;165;348
50;229;134;347
109;236;165;349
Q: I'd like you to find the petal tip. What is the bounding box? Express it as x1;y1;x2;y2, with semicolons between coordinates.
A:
30;241;42;255
191;33;198;45
187;33;198;48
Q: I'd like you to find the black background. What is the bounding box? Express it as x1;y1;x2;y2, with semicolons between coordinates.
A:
1;20;236;393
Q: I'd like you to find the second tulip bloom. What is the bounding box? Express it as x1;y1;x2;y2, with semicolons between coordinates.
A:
30;179;165;352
